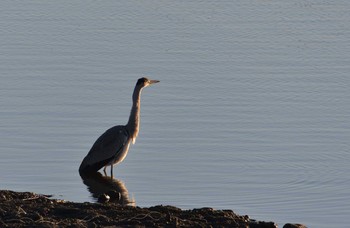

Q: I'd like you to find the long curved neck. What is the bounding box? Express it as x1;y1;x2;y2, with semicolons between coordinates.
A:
126;85;143;144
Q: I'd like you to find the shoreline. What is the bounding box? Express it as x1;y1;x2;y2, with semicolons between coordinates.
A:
0;190;305;227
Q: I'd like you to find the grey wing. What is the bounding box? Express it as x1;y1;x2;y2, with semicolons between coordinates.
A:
79;126;129;172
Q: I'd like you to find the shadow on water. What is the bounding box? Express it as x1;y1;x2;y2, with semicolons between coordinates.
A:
79;171;135;206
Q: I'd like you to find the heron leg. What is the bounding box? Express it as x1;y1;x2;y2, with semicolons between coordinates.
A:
103;166;107;176
110;164;113;178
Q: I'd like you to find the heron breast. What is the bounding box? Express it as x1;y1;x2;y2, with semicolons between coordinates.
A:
111;140;132;165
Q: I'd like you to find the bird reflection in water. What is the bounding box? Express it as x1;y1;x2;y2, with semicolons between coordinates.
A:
79;172;135;206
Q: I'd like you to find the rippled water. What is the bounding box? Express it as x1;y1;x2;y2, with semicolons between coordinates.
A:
1;1;350;227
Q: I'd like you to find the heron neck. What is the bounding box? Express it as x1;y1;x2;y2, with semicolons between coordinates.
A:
126;86;142;143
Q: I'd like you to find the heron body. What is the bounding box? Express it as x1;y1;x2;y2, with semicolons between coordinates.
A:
79;77;159;176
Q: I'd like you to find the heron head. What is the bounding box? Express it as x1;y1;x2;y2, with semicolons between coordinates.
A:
137;77;160;87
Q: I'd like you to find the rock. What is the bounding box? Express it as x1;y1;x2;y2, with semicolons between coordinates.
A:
106;190;121;201
283;223;307;228
97;193;110;203
250;220;278;228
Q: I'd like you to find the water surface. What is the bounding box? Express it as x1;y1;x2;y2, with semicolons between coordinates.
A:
1;1;350;227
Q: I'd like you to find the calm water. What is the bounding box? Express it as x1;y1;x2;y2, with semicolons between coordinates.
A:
1;1;350;227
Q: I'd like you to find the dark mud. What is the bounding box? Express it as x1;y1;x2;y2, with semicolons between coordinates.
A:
1;190;302;227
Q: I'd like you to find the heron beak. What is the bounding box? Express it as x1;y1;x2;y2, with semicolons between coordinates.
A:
149;80;160;85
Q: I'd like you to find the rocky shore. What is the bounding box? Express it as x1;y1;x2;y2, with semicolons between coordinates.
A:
0;190;305;227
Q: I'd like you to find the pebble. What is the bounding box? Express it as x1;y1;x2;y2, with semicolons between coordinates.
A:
106;190;121;201
98;194;110;203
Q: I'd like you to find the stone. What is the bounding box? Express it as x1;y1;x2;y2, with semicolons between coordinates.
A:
283;223;307;228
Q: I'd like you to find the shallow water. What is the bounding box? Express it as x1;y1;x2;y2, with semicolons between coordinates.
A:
1;1;350;227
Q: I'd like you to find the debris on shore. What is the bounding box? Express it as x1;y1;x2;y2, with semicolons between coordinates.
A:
0;190;304;227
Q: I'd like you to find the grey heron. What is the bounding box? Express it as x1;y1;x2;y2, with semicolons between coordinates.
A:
79;77;159;176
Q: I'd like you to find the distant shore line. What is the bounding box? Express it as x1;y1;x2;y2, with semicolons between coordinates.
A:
0;190;306;228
